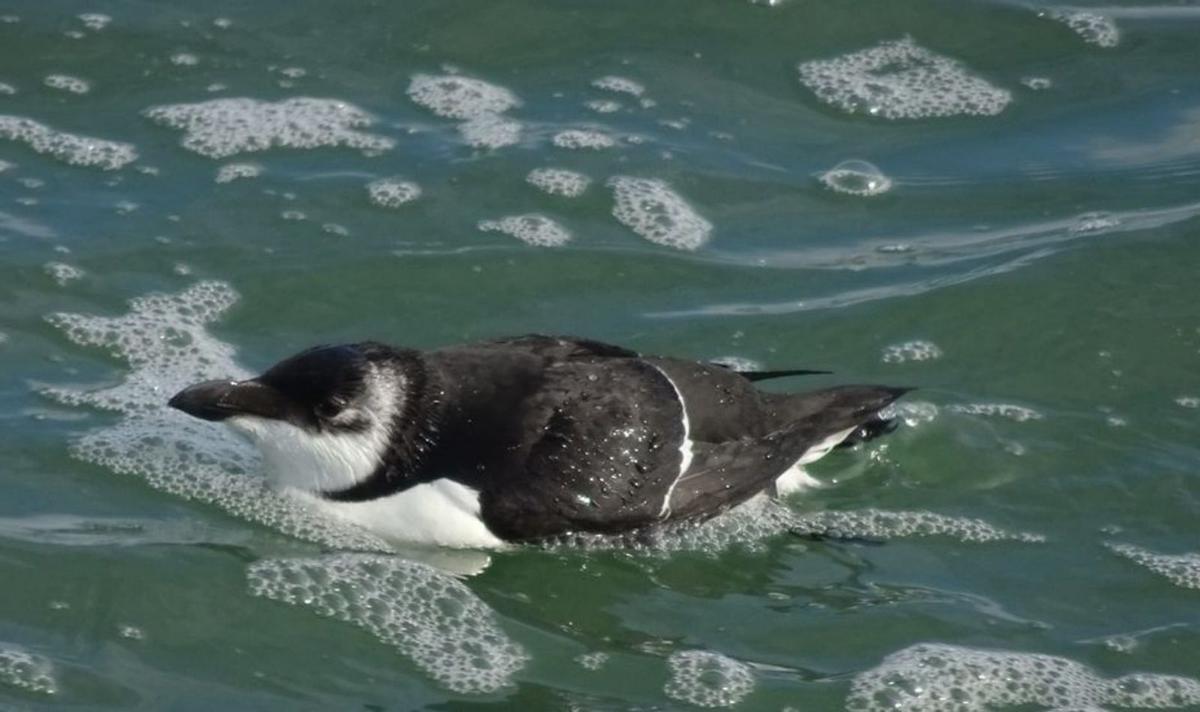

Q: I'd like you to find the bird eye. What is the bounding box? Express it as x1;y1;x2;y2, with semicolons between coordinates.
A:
315;399;344;419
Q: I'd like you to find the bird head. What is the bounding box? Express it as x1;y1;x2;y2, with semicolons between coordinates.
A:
169;343;405;495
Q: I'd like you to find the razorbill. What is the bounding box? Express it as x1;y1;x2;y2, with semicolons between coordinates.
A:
168;335;908;548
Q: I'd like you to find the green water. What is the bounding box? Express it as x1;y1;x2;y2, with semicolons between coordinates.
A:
3;0;1200;709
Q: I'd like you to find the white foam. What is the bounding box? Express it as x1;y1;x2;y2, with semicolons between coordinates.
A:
0;159;12;172
0;116;135;169
947;403;1043;422
1022;76;1053;90
585;99;622;114
797;37;1011;119
247;554;527;693
847;643;1200;711
576;651;609;671
880;400;939;427
0;82;14;96
43;281;392;553
170;52;199;67
1108;543;1200;590
457;112;521;149
144;98;394;159
0;645;57;695
78;13;111;31
882;340;942;363
478;214;571;247
592;76;645;96
280;210;305;221
526;167;590;198
1173;396;1198;409
664;651;754;708
1071;211;1121;234
407;74;520;120
213;17;232;29
43;74;91;94
43;262;84;286
367;178;421;207
552;129;616;150
215;162;262;183
550;496;1041;554
1047;9;1120;47
819;159;892;196
608;176;712;251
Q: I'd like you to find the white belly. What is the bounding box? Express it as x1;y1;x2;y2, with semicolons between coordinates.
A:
293;479;507;549
773;426;858;496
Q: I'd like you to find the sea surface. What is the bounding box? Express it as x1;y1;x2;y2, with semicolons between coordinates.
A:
2;0;1200;709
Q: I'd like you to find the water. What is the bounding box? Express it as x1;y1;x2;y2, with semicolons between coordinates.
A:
2;0;1199;708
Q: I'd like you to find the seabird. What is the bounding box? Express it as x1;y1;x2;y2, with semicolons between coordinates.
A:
168;335;908;548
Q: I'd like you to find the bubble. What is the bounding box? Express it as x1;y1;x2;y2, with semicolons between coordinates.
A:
819;159;892;196
213;17;232;29
78;13;111;31
407;74;520;120
526;167;590;198
247;554;527;693
367;178;421;208
44;262;84;286
457;112;521;149
881;340;942;363
43;74;91;94
0;118;138;169
170;53;199;67
0;644;57;695
279;67;306;79
797;37;1011;119
608;176;712;250
585;99;622;114
115;200;138;215
1108;543;1200;590
576;651;609;671
847;643;1200;711
663;651;754;708
280;210;305;221
947;403;1043;422
1022;76;1053;90
552;129;616;150
215;162;262;183
1047;9;1120;47
144;97;394;159
478;214;571;247
1173;396;1199;409
43;281;393;553
0;82;17;95
592;76;645;97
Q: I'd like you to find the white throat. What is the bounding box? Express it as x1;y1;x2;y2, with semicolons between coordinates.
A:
227;368;403;494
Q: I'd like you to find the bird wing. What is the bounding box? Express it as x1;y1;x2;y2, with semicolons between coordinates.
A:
477;334;640;361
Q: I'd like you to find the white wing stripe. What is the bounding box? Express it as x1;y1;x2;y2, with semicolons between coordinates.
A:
651;365;693;518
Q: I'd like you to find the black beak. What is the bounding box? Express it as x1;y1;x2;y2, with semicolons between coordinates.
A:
168;379;288;422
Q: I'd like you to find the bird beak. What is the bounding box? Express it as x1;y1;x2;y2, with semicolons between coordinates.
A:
168;379;288;422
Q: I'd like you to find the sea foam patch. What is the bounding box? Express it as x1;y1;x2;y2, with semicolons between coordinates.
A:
1108;543;1200;590
797;38;1011;119
552;129;616;150
663;650;754;708
1047;9;1120;47
247;554;527;693
43;281;390;552
551;495;1042;554
608;176;712;250
819;160;892;196
144;98;394;159
0;644;57;695
215;162;262;183
0;116;137;170
478;214;571;247
407;74;522;149
526;167;590;198
847;643;1200;711
44;74;90;94
367;178;421;208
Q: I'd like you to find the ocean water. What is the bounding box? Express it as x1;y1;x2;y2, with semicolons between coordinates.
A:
2;0;1200;708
